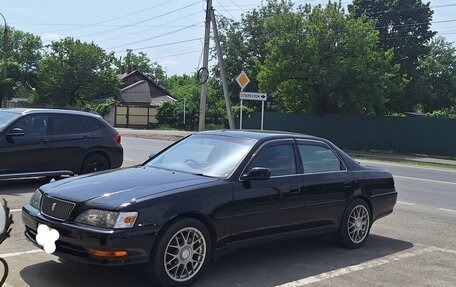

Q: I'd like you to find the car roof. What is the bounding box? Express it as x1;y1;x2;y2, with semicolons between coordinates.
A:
198;129;324;141
0;108;101;118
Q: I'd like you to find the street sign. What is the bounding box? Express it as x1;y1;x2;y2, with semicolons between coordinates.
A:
236;71;250;90
240;92;267;101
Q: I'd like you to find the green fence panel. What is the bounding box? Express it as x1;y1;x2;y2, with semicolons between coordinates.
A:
242;112;456;157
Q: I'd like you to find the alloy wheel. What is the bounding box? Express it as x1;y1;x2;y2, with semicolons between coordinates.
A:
163;227;207;282
347;205;370;244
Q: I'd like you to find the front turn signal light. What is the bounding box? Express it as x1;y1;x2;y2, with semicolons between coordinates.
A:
89;249;128;258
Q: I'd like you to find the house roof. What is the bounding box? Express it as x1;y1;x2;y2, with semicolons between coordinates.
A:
119;69;173;98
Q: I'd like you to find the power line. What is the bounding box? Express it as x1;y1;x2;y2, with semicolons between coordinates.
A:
152;49;202;60
49;0;178;33
100;11;203;43
108;22;202;50
226;0;245;13
78;1;202;38
214;0;237;19
113;38;203;53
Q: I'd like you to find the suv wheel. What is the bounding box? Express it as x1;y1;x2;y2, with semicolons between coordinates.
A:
81;154;109;174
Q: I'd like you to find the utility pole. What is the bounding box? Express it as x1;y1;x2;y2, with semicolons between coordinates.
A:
198;0;212;131
211;8;235;130
0;12;7;108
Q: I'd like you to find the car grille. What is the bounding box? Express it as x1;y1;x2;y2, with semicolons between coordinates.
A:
41;195;76;220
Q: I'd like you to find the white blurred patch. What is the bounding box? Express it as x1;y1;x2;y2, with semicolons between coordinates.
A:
41;33;61;43
36;224;59;254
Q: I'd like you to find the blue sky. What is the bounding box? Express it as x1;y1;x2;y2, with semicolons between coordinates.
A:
3;0;456;75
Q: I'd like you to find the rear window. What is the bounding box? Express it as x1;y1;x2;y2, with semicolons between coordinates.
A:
50;114;88;135
83;116;105;131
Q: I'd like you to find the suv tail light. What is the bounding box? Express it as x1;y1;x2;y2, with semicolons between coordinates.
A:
114;134;121;144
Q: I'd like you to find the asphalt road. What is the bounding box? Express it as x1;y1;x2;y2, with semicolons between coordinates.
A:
0;137;455;287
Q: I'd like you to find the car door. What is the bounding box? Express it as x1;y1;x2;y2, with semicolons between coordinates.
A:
230;139;305;242
47;114;93;173
295;140;356;229
0;114;52;174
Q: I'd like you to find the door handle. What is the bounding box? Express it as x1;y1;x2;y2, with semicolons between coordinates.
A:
289;186;302;194
344;182;354;189
40;139;49;144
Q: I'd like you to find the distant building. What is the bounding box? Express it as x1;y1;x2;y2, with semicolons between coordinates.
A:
113;68;175;128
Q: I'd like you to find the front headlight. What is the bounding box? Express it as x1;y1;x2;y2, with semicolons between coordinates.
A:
75;209;138;229
30;190;43;210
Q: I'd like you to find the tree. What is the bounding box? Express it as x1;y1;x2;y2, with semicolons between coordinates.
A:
214;0;294;108
0;26;42;104
415;37;456;112
157;74;227;130
349;0;435;111
258;2;407;115
119;50;167;88
34;38;120;106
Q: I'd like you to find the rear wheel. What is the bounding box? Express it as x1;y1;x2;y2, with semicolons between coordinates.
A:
338;199;371;248
80;153;110;174
147;218;212;287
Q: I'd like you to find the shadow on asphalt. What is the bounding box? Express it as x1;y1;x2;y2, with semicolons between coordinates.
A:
19;234;413;287
0;178;50;196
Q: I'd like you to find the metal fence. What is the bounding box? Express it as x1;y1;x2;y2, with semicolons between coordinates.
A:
242;112;456;157
115;105;158;129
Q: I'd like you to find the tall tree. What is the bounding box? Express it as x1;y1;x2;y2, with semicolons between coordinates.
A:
349;0;435;111
0;26;42;103
214;0;294;107
258;2;407;115
415;37;456;112
34;38;120;106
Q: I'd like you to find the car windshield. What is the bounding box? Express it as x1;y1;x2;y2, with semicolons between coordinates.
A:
0;112;20;131
146;134;256;178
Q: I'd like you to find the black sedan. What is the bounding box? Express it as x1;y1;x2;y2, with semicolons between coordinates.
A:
22;130;397;287
0;108;123;179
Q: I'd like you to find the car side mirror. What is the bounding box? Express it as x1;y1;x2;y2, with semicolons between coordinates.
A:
5;128;25;137
241;167;271;181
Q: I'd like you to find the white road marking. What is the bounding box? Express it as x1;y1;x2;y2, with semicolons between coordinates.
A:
397;201;415;206
10;208;22;213
394;175;456;185
439;208;456;213
274;245;455;287
0;249;43;258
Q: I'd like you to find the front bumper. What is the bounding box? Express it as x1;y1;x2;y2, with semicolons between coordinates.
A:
22;204;158;266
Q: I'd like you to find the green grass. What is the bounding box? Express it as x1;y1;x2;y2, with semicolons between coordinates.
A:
353;155;456;170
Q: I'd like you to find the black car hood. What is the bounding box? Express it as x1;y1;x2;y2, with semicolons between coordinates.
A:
41;166;219;209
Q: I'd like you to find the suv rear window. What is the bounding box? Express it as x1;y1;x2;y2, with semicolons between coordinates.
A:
50;114;87;135
83;116;105;131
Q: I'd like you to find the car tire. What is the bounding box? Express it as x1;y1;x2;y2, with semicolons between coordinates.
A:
80;153;110;174
338;198;371;249
147;218;212;287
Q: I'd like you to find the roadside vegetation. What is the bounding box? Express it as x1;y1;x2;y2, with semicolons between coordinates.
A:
0;0;456;129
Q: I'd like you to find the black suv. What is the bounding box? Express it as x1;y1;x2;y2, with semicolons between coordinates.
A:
0;108;123;179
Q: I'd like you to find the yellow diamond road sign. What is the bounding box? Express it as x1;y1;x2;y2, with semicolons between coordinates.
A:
236;71;250;90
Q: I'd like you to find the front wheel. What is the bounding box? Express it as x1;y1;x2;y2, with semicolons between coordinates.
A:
338;199;371;249
148;218;212;287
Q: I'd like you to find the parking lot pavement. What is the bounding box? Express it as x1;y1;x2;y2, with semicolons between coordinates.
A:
1;137;455;286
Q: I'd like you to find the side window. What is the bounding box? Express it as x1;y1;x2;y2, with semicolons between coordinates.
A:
13;115;48;137
298;144;344;173
50;114;87;135
250;144;296;176
84;116;105;132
